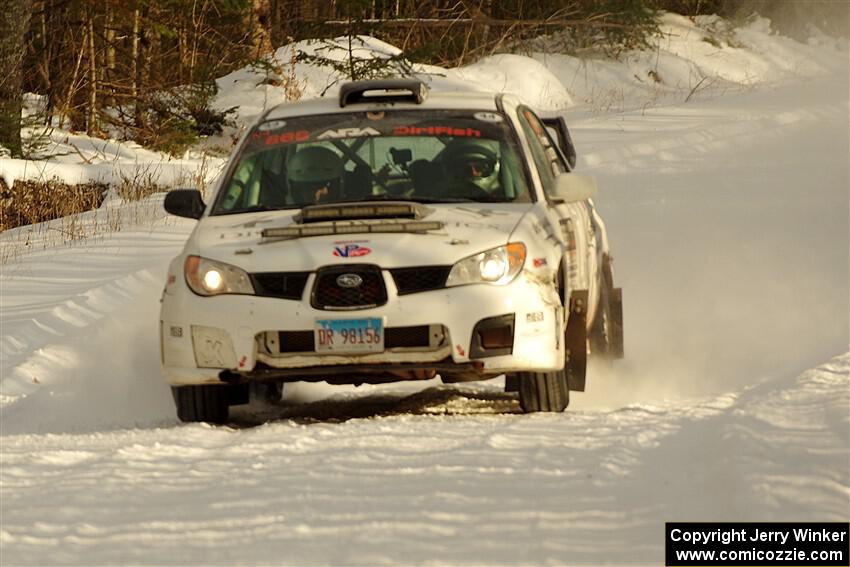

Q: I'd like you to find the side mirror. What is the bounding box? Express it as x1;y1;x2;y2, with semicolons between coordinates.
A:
164;189;206;219
550;173;597;204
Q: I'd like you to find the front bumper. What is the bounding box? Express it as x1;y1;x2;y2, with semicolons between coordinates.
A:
160;269;563;386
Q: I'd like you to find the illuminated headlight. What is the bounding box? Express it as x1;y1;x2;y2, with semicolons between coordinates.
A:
184;256;255;296
446;243;526;287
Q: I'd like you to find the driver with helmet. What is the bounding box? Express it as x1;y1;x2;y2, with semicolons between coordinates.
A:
440;139;501;199
286;146;344;205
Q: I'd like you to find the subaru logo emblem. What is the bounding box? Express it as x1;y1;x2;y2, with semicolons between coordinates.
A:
336;273;363;288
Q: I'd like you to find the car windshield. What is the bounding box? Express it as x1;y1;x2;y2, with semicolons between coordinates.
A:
211;109;532;214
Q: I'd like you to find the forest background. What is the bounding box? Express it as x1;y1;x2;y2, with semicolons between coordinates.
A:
0;0;846;164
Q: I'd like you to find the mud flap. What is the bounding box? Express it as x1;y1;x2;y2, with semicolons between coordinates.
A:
565;290;588;391
610;287;624;359
594;254;624;360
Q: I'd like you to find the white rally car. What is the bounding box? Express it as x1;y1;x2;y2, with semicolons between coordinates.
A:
160;79;623;423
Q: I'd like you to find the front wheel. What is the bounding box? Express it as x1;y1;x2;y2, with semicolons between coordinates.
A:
172;385;230;424
517;370;570;412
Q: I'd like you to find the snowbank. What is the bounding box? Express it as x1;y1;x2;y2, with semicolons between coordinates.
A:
216;35;428;129
446;53;573;109
213;35;575;130
531;13;843;111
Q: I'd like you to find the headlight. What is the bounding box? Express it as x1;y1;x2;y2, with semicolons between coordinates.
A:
184;256;255;296
446;243;526;287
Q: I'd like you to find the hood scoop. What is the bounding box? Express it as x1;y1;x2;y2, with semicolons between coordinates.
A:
296;201;430;223
261;219;444;241
262;217;444;242
261;201;442;241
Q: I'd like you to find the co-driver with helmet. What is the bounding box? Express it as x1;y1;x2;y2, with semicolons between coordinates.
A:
286;146;344;205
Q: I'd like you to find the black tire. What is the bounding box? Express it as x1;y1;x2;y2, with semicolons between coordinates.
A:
172;385;230;424
504;373;519;392
517;370;570;413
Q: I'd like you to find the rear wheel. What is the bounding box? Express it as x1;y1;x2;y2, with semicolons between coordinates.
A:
517;370;569;413
172;385;230;424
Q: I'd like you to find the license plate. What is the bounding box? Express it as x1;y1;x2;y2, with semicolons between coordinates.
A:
314;318;384;353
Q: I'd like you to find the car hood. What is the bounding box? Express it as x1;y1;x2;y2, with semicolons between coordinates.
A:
192;203;533;271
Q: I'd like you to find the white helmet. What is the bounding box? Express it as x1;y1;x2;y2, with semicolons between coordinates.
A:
286;146;343;204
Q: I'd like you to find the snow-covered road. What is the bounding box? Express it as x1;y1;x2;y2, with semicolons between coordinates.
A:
2;353;847;565
576;62;850;402
1;19;848;566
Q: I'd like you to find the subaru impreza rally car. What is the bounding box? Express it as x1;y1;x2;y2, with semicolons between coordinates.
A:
160;79;623;423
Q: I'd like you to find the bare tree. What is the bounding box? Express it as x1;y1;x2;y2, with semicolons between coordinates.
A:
0;0;34;157
250;0;275;58
86;5;99;136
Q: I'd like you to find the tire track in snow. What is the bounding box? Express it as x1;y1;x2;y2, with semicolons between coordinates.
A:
576;99;846;177
2;356;843;565
621;352;849;524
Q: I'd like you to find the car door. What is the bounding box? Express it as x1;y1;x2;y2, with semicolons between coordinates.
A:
515;107;601;323
540;114;577;170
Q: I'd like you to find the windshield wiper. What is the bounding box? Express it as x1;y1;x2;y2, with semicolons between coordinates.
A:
215;204;296;215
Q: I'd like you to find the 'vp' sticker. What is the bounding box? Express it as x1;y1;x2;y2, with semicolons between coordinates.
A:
333;244;372;258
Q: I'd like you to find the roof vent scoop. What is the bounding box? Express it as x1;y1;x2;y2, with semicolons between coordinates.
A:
339;79;428;108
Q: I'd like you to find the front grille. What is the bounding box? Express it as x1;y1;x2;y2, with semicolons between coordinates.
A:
251;272;310;300
390;266;451;295
278;325;431;353
312;265;387;310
